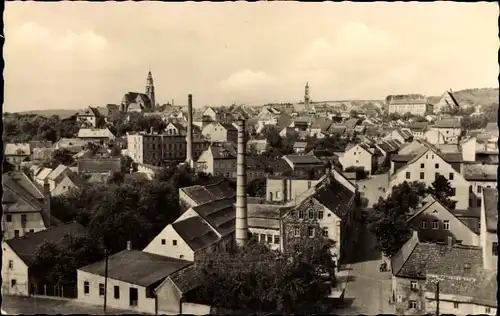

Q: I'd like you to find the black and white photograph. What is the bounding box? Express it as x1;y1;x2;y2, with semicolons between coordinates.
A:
1;1;498;315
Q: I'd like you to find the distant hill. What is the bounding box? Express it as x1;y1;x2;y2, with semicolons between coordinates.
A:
9;109;80;119
429;88;499;107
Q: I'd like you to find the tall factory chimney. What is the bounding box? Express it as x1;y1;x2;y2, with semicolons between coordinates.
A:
186;94;194;168
235;118;249;247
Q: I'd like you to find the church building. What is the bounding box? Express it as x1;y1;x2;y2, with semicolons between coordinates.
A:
121;70;156;113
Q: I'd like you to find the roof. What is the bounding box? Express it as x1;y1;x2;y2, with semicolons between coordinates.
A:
77;106;100;117
398;129;414;139
218;122;237;131
283;154;324;166
7;222;88;266
312;179;355;218
311;117;332;131
47;164;69;181
328;125;347;134
29;141;53;150
407;123;428;133
78;158;122;174
433;118;461;129
247;204;283;230
32;148;56;161
80;249;192;288
3;172;44;212
482;188;498;233
293;141;308;149
266;158;293;174
77;128;114;139
172;216;220;251
55;138;88;149
192;198;236;236
181;180;235;205
4;143;30;156
388;94;427;105
123;92;151;105
35;168;53;181
166;264;200;294
463;164;497;181
210;143;237;159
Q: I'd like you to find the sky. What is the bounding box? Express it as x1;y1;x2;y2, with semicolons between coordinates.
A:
4;2;499;112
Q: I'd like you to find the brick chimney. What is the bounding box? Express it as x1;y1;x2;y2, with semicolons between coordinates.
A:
235;118;249;247
43;179;51;227
186;94;194;168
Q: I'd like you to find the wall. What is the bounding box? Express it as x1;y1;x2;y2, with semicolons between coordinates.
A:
392;276;426;315
214;159;237;179
76;270;156;314
390;150;469;210
409;201;479;246
424;292;497;315
1;243;29;296
196;150;214;175
388;103;427;116
142;225;195;261
249;227;281;251
339;144;374;174
468;181;496;208
155;277;181;314
266;178;320;203
178;190;199;211
461;138;476;162
2;210;46;240
51;175;78;197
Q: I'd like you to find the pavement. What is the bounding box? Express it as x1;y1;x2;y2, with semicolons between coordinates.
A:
1;295;147;315
329;223;394;315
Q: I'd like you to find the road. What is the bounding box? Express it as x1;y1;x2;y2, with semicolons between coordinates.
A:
331;224;393;315
1;295;147;315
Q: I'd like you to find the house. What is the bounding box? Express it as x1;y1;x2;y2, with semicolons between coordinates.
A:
282;155;325;170
434;90;460;113
407;195;480;246
31;148;56;163
2;172;61;240
309;118;332;137
143;198;236;262
4;143;31;168
406;123;428;139
121;92;153;113
77;157;122;180
375;139;402;163
201;122;238;143
77;128;116;143
425;118;462;145
164;122;186;135
77;245;192;314
196;143;237;178
54;138;88;154
266;173;324;203
484;122;499;137
389;143;469;210
387;94;433;116
46;165;73;191
279;127;298;139
339;143;379;174
51;171;82;197
265;158;294;176
291;116;314;132
247;139;268;154
292;141;308;154
76;106;102;128
179;180;235;210
463;164;497;208
383;129;413;143
202;107;219;121
34;167;53;187
390;232;496;315
2;222;88;296
480;188;497;270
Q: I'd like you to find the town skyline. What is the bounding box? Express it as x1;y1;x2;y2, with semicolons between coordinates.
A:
4;1;498;112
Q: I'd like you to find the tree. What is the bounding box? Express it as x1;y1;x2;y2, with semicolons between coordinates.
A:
247;178;266;197
427;175;457;210
3;160;15;173
194;232;335;315
365;181;427;257
48;149;75;168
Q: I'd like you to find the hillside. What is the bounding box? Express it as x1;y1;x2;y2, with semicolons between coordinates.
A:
8;109;79;119
430;87;499;107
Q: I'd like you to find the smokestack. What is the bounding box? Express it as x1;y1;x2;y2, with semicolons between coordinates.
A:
43;179;51;227
186;94;194;167
127;240;132;251
235;119;249;247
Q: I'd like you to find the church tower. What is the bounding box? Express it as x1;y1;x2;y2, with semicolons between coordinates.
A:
304;82;310;108
145;70;156;110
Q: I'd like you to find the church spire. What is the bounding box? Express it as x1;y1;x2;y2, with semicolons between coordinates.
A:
304;82;310;108
145;69;156;110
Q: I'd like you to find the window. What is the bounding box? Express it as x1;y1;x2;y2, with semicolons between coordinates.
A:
83;281;90;294
129;288;138;306
267;234;273;243
453;302;459;309
432;220;439;230
308;227;315;238
435;163;439;168
356;160;359;163
410;280;418;289
11;279;17;287
8;260;13;269
293;227;300;237
317;210;324;219
492;242;498;256
114;286;120;299
298;210;305;219
269;192;273;201
14;230;19;238
435;172;439;180
275;191;281;199
449;173;454;180
172;240;177;246
443;220;450;230
469;198;473;207
477;199;482;207
260;234;266;242
6;215;12;222
486;307;491;314
161;239;166;245
307;181;312;189
409;300;417;309
406;172;411;179
420;163;424;168
421;220;428;230
419;172;424;180
274;235;280;244
180;255;184;259
21;215;27;223
99;283;105;297
322;227;329;237
308;209;315;220
478;186;483;193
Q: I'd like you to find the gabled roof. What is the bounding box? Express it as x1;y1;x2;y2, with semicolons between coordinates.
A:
47;164;70;181
123;92;151;105
32;148;56;161
293;141;308;149
463;164;497;181
210;142;237;159
77;128;114;139
172;216;220;251
6;222;88;266
180;180;235;205
77;158;122;174
433;118;461;129
77;106;101;117
4;143;31;156
35;168;53;181
283;154;324;166
80;249;192;288
192;198;236;236
312;179;355;218
3;172;44;211
407;123;428;133
482;188;498;233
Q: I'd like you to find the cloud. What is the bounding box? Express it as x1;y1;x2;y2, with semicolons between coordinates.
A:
56;31;108;53
14;21;51;44
219;69;279;90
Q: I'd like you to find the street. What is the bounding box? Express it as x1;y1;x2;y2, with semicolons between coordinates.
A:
1;295;148;315
332;224;393;314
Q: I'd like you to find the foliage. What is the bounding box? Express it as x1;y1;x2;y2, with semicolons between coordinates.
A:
246;178;266;197
194;233;336;314
427;174;457;210
460;114;488;130
261;126;296;159
44;149;76;168
308;134;348;153
108;114;167;137
3;160;16;173
365;181;427;257
3;114;80;143
33;234;105;286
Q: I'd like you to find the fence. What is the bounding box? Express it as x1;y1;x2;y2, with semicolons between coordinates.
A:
30;283;77;299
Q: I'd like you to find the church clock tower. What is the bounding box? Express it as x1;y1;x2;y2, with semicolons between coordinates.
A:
145;70;156;110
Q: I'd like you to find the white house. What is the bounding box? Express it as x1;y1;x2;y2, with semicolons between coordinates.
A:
339;143;379;174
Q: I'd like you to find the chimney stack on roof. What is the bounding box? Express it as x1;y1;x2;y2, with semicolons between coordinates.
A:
43;179;51;227
235;118;249;247
186;94;194;168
